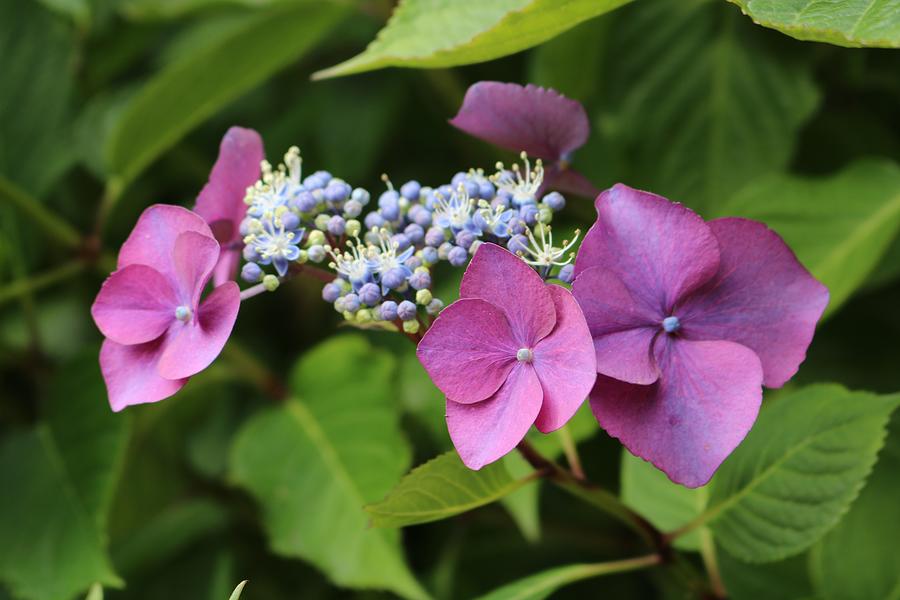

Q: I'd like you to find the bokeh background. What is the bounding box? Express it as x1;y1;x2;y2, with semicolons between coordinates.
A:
1;0;899;598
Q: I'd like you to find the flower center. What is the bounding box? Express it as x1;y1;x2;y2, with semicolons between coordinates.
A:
662;315;680;333
516;348;534;363
175;305;192;322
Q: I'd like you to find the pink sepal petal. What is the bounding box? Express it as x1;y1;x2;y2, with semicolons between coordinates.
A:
590;338;763;488
532;286;596;433
91;264;178;345
416;298;517;404
447;363;543;470
117;205;213;282
172;231;221;308
460;243;556;347
157;282;240;380
100;337;187;412
678;218;830;388
449;81;589;160
194;127;264;285
574;184;721;312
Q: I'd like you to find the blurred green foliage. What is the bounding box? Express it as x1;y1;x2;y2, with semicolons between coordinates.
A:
1;0;900;598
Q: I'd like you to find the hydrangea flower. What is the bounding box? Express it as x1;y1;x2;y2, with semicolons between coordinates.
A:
572;184;829;487
417;243;596;469
91;205;240;411
450;81;599;199
193;127;264;285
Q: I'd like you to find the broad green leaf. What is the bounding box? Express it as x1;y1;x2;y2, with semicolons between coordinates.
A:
119;0;285;21
703;384;900;563
810;414;900;600
106;2;347;189
602;0;819;213
366;451;535;528
728;0;900;48
499;452;541;543
716;159;900;317
473;557;659;600
36;0;90;27
0;354;129;600
620;451;706;551
718;551;813;600
230;335;427;599
314;0;633;79
228;580;247;600
0;0;77;196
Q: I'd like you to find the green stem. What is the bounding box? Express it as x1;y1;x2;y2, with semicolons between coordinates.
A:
0;261;85;306
0;176;82;249
699;526;726;599
95;178;124;238
516;440;664;551
537;554;662;593
557;425;585;480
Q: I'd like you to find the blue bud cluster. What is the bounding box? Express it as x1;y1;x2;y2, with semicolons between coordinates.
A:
240;148;572;334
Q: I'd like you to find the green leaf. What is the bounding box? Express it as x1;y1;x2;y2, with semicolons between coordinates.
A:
85;583;104;600
314;0;633;79
602;0;819;213
230;335;427;600
0;0;77;196
473;557;659;600
365;451;536;528
527;16;610;102
119;0;282;21
499;452;541;543
106;2;347;189
718;551;813;600
227;580;247;600
0;354;129;600
810;414;900;600
701;384;900;563
620;450;707;551
715;159;900;317
728;0;900;48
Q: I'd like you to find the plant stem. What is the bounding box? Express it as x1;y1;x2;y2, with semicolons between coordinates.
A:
516;440;665;551
699;526;726;599
0;261;85;306
0;176;82;249
557;424;585;480
572;553;662;580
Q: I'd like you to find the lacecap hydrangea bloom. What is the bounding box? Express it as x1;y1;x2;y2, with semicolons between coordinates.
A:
572;184;829;487
417;243;596;469
91;205;240;411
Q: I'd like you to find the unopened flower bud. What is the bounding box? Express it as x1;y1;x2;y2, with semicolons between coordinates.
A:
263;275;280;292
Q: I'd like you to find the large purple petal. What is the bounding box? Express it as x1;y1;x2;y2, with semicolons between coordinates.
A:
677;218;829;388
417;298;517;405
100;337;187;412
446;362;543;470
157;282;240;380
449;82;589;161
572;265;661;384
532;286;596;433
460;243;556;347
91;264;178;345
194;127;264;286
590;337;763;488
574;184;721;313
117;205;213;283
172;231;221;308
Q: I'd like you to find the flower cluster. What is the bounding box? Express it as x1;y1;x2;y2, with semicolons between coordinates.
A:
237;148;573;334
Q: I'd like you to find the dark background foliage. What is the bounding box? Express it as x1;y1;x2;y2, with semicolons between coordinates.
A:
1;0;899;598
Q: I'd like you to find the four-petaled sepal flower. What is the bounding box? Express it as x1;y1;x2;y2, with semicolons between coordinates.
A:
91;205;241;411
417;243;596;469
572;184;829;487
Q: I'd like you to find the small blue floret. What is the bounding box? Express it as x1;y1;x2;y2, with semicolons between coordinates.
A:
662;316;681;333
